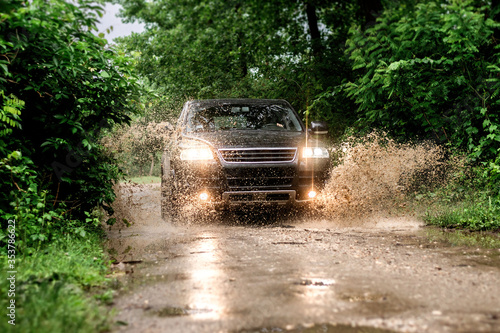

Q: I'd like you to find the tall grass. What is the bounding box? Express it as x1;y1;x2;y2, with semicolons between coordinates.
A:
424;197;500;232
415;161;500;233
0;234;112;333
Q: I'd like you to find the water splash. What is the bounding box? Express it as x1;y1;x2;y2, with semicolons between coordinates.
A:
108;128;454;227
318;132;447;219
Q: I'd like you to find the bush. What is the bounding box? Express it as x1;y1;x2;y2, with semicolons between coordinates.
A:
345;1;500;163
425;198;500;231
418;157;500;232
0;0;143;251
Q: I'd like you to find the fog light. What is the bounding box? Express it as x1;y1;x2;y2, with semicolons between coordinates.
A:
308;190;317;199
199;192;209;201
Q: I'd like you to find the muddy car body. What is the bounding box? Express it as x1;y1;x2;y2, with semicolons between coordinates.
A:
161;99;330;219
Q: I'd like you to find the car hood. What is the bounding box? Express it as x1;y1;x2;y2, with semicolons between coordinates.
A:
183;130;306;149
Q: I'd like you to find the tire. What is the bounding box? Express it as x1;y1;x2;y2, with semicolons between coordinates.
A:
161;151;179;222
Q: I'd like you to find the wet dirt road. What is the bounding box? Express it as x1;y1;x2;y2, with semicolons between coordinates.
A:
106;184;500;333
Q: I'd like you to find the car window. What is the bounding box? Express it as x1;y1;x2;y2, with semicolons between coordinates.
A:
185;104;303;132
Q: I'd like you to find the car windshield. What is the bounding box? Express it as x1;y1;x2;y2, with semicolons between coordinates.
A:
185;104;303;132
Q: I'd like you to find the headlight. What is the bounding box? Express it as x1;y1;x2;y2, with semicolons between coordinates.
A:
180;139;214;161
303;147;329;158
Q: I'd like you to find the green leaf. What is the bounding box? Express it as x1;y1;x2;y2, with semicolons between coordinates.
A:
99;70;110;78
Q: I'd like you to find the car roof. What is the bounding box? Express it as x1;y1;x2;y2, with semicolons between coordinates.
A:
186;98;291;107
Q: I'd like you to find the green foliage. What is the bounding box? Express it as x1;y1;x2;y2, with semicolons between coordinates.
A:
345;1;500;164
0;0;141;213
487;154;500;193
0;0;143;251
0;92;22;137
0;149;60;249
0;235;111;333
412;156;500;232
425;198;500;232
113;0;362;125
0;147;105;252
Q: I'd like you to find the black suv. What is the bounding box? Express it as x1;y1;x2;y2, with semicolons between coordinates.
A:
161;99;330;220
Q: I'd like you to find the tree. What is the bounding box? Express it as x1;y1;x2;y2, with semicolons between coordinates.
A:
112;0;369;134
345;0;500;162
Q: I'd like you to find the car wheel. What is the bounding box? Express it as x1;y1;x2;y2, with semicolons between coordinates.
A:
161;151;179;222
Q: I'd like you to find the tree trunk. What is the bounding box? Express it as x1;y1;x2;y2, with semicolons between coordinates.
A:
492;0;500;41
149;155;155;176
358;0;383;28
235;2;248;77
305;1;322;57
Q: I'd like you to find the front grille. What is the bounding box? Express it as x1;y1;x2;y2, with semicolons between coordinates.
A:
265;193;290;201
225;167;294;190
218;148;297;163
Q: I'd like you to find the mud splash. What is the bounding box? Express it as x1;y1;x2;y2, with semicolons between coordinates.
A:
167;132;451;226
318;132;447;220
109;182;167;229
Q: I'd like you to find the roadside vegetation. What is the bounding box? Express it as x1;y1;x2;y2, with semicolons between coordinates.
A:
421;172;500;232
1;0;141;331
343;1;500;233
1;0;499;331
127;176;161;184
0;235;112;333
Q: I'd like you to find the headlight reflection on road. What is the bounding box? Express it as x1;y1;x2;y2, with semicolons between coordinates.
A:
295;277;337;315
187;232;226;319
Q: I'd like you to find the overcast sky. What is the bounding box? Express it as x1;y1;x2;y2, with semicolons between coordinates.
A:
95;3;145;41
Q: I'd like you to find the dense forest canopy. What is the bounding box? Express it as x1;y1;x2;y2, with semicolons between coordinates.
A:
113;0;500;170
111;0;382;132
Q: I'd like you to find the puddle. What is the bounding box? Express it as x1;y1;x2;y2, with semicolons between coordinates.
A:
147;304;215;318
112;268;191;293
294;278;336;287
237;323;395;333
339;292;387;303
152;306;188;317
337;289;407;316
107;178;500;333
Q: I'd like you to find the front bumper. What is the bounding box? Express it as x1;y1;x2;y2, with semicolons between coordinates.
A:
220;189;317;206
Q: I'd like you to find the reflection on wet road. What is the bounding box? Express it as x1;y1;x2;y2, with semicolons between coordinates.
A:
107;184;500;333
187;232;226;320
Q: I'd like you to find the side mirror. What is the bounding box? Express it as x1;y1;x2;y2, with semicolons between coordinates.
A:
310;121;328;135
